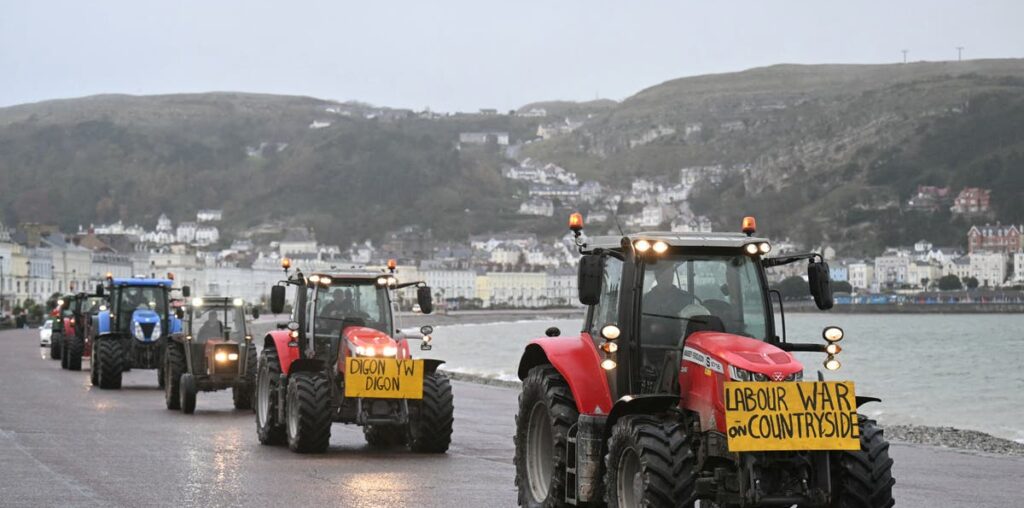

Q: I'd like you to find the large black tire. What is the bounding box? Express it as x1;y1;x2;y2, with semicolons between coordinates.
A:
514;364;578;507
96;340;124;389
603;414;692;508
89;345;99;386
233;347;257;410
157;362;165;389
180;373;197;414
50;332;62;360
364;424;409;448
256;347;286;445
285;372;332;453
164;345;186;410
831;417;896;508
409;371;454;453
65;335;84;371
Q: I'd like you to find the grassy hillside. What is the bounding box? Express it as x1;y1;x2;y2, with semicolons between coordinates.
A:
521;60;1024;253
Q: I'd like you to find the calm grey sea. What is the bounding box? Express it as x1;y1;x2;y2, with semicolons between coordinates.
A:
422;313;1024;442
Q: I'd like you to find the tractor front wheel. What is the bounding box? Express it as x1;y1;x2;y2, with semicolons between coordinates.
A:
233;348;257;410
50;333;62;360
408;372;454;453
65;335;84;371
164;345;186;410
830;416;896;508
604;414;692;508
96;340;123;389
255;348;285;445
180;373;197;414
285;372;332;453
514;364;578;507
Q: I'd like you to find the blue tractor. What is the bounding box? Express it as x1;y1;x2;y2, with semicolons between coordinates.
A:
91;277;183;389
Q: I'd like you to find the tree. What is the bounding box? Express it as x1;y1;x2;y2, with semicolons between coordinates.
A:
832;280;853;293
963;276;980;290
776;276;810;299
937;274;962;291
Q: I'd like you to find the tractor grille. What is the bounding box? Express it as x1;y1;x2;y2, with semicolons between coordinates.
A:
140;322;156;338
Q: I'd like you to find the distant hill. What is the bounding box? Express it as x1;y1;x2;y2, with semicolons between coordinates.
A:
520;59;1024;253
3;60;1024;253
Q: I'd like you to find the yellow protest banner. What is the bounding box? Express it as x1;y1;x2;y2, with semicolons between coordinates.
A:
344;358;424;399
723;381;860;452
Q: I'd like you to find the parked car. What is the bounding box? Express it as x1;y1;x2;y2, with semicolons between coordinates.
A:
39;319;53;346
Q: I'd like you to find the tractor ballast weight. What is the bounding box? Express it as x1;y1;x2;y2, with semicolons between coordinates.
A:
514;215;895;507
164;295;259;414
90;277;182;389
255;262;453;454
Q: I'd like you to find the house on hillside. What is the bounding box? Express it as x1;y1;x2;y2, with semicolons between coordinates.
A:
951;188;991;215
967;223;1021;254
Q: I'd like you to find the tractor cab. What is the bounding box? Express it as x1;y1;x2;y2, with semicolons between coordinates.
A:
47;295;75;360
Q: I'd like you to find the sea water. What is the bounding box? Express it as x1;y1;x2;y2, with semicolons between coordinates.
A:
423;314;1024;442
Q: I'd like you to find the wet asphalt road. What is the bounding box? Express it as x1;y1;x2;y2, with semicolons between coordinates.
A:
1;328;1022;507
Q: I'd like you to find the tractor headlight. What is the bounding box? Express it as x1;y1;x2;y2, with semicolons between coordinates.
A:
133;321;144;339
729;365;767;382
382;346;398;357
227;352;239;361
215;351;228;362
152;322;161;339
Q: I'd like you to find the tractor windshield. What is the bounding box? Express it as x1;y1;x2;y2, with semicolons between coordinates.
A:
190;304;247;342
81;297;105;314
639;252;769;346
113;286;168;332
313;281;392;336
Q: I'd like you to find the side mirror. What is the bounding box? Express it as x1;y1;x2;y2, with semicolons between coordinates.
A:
577;254;604;306
182;286;191;298
251;306;260;319
175;308;185;320
95;284;104;297
545;326;561;337
270;286;286;314
417;286;434;315
808;261;834;310
419;325;434;336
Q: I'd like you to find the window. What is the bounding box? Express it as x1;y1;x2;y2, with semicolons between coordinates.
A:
589;256;623;337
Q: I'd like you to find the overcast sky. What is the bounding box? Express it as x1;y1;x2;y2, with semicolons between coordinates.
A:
2;0;1023;112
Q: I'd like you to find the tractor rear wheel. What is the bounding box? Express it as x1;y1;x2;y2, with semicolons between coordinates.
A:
514;364;578;507
830;416;896;508
96;340;123;389
409;371;454;453
364;425;409;448
604;414;692;508
285;372;332;453
256;347;286;445
180;373;197;414
65;335;84;371
164;345;186;410
233;348;257;410
157;363;165;389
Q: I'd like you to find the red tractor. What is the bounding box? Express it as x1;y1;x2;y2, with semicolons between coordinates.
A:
514;215;894;507
61;292;106;371
255;260;453;454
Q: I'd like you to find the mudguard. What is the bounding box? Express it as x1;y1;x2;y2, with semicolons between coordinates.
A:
265;330;301;376
96;311;111;335
423;358;445;375
518;334;613;416
606;394;681;431
856;396;882;407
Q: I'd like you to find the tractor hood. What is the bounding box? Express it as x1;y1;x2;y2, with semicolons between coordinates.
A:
131;309;163;342
686;331;803;378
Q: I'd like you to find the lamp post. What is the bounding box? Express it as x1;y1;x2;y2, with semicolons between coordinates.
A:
0;255;5;314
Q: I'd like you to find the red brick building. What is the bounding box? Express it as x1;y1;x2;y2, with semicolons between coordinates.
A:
951;188;991;215
967;223;1021;254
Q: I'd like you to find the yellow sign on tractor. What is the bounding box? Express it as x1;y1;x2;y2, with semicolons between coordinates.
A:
344;358;424;399
724;381;860;452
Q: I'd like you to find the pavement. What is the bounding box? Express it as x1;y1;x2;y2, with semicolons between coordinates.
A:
0;328;1021;507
